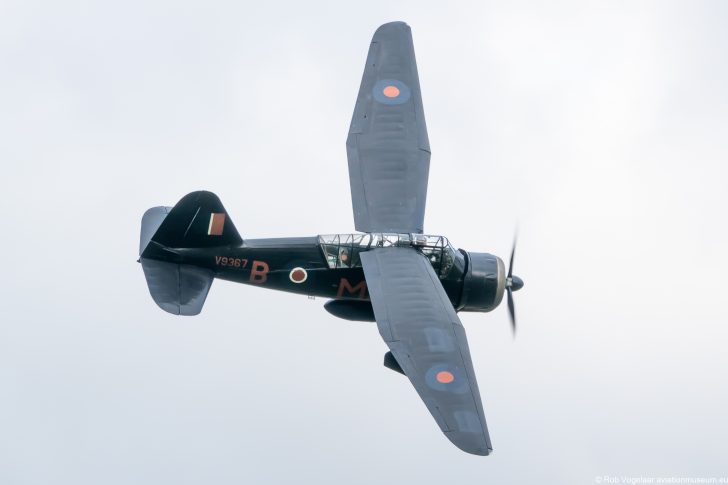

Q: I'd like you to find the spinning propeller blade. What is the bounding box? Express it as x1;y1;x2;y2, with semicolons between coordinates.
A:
505;235;523;336
507;286;516;335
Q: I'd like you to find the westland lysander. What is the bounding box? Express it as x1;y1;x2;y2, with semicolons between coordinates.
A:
139;21;523;456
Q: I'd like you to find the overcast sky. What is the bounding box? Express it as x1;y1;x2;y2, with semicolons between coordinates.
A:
2;1;727;484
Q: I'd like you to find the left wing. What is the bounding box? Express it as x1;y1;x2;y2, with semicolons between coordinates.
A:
360;247;492;455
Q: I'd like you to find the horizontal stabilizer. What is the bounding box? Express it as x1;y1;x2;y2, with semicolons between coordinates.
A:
141;258;213;316
140;206;172;255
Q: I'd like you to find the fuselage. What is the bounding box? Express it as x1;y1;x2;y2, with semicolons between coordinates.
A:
148;233;505;313
175;236;373;301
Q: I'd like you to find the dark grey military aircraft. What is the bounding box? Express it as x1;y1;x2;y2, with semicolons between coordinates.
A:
139;21;523;456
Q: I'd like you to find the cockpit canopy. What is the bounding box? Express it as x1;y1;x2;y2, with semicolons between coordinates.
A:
318;233;461;278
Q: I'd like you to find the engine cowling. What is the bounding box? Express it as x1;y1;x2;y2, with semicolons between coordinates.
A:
458;252;506;312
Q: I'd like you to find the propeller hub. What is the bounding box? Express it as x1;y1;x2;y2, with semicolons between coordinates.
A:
509;275;524;292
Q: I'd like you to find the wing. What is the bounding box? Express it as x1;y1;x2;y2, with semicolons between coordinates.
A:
360;247;493;455
346;21;430;234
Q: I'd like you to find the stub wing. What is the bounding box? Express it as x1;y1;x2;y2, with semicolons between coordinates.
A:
346;21;430;234
360;248;493;455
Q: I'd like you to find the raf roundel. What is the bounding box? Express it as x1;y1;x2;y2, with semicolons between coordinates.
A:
425;364;469;394
372;79;411;105
289;267;308;284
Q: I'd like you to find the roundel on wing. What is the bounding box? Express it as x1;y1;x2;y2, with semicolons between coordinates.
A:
425;364;469;394
372;79;411;105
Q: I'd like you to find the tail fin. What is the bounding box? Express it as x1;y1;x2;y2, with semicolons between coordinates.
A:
139;191;241;316
141;191;241;255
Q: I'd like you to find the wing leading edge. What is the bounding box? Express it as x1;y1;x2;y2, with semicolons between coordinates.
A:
360;247;493;455
346;21;430;234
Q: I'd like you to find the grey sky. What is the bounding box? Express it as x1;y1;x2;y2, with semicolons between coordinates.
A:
1;1;727;484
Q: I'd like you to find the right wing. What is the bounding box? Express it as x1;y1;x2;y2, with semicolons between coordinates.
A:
360;247;492;455
346;21;431;234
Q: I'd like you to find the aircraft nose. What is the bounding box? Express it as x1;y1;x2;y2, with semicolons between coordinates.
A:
510;275;524;292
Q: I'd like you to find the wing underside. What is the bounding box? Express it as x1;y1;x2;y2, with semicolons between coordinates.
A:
346;21;430;234
360;247;492;455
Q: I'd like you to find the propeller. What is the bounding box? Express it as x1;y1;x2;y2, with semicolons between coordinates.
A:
505;235;524;335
